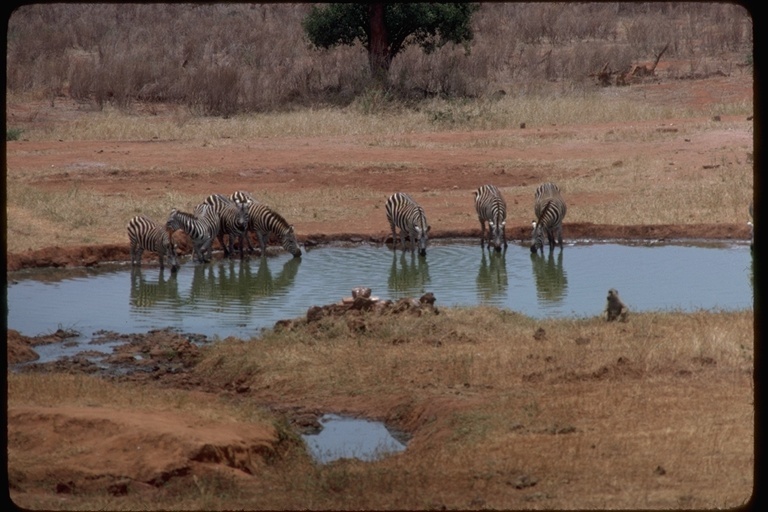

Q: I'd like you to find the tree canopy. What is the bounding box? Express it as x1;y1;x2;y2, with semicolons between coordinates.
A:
303;2;478;83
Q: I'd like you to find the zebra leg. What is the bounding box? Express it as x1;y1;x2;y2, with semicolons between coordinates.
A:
237;233;245;259
389;222;398;251
479;220;486;247
218;233;229;258
244;229;256;254
257;231;269;257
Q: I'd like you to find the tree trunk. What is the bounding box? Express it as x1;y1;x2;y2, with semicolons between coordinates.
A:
368;2;389;85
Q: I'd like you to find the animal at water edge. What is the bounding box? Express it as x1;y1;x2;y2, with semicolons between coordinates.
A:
127;215;179;271
531;182;567;254
245;202;302;257
165;204;219;263
202;193;251;259
604;288;629;322
385;192;430;257
474;184;508;251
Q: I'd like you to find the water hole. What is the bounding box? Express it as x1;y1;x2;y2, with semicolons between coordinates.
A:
7;240;753;363
301;414;409;464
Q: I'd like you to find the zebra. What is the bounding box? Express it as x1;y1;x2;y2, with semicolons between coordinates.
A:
245;202;302;257
230;190;256;206
202;193;250;259
126;215;179;271
531;182;567;254
165;204;219;263
385;192;430;256
474;184;507;251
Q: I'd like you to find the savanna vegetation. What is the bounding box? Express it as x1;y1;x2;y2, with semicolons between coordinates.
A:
6;3;756;510
6;2;752;115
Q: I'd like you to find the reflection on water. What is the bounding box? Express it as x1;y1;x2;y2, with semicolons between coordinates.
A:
388;252;430;294
186;256;301;309
476;247;508;301
530;250;568;304
130;267;180;308
7;242;753;342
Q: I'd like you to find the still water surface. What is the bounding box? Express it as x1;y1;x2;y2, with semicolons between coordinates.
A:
7;241;753;345
302;414;408;464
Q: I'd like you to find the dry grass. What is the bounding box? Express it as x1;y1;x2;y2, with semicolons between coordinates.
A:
6;4;752;113
7;373;272;425
7;90;752;143
8;309;754;510
195;308;753;397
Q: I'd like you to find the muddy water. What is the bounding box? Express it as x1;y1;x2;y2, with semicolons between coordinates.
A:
7;241;753;349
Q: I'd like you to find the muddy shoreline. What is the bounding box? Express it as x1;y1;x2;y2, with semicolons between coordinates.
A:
5;222;750;272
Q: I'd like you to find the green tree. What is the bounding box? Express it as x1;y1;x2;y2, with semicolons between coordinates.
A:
303;2;478;84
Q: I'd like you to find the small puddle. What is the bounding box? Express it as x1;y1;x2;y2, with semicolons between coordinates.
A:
301;414;408;464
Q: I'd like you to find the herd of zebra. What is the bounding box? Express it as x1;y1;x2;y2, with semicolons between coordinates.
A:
385;182;567;257
127;182;570;271
127;191;302;272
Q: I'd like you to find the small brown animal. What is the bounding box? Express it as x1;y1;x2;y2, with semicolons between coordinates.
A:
604;288;628;322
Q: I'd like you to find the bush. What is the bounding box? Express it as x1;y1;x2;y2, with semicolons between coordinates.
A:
7;128;24;141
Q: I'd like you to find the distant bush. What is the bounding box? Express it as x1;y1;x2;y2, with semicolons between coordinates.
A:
6;3;753;114
7;128;24;141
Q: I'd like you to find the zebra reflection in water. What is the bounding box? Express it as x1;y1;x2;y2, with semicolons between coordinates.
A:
129;266;180;309
476;248;508;302
530;250;568;304
188;258;301;309
388;251;431;294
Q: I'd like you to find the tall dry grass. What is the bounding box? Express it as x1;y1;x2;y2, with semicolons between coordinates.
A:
6;3;752;114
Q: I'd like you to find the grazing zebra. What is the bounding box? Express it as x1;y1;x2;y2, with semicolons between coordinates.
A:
165;204;219;263
202;194;250;259
385;192;430;256
474;184;507;251
749;200;754;250
126;215;179;271
245;202;302;257
531;182;567;254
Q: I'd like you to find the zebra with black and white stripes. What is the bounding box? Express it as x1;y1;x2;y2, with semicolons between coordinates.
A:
246;202;302;257
165;204;219;263
230;190;256;206
127;215;179;271
531;182;567;254
474;184;507;252
385;192;430;256
202;193;251;259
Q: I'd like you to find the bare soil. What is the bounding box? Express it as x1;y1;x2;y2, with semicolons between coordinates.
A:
6;73;755;509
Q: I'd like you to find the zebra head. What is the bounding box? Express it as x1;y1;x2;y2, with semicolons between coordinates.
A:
488;219;506;252
414;223;430;257
281;225;302;258
165;208;181;232
165;237;180;272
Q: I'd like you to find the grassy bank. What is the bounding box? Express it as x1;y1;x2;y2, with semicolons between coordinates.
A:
8;308;753;510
